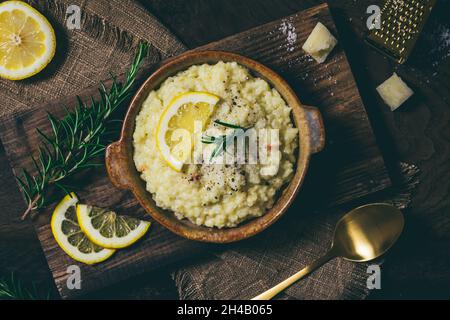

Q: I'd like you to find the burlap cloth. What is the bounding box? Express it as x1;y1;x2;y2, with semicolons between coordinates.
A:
0;1;420;300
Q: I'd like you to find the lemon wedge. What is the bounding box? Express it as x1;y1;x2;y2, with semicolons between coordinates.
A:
156;91;220;171
51;193;115;265
76;204;151;249
0;1;56;80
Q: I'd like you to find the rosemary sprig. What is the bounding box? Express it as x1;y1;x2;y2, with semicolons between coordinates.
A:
213;120;248;130
17;42;149;220
201;120;251;160
0;273;50;300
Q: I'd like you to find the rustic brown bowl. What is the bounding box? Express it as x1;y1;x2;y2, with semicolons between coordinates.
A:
106;50;325;243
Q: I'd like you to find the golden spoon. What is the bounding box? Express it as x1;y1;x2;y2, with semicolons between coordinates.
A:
252;203;404;300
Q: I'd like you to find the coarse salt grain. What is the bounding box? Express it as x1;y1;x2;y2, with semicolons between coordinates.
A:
279;19;297;52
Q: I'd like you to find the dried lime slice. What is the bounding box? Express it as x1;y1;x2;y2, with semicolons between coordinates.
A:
76;205;151;249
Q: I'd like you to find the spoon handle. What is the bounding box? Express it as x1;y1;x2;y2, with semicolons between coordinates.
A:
251;249;337;300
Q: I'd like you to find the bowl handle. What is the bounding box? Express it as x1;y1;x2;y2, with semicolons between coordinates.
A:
105;140;133;190
303;105;325;154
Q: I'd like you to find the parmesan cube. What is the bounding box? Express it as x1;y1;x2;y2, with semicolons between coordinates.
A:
302;22;337;63
376;73;414;110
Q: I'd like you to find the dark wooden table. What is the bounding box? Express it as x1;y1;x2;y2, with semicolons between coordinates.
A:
0;0;448;299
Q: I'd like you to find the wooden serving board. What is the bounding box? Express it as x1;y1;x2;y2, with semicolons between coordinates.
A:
0;3;391;299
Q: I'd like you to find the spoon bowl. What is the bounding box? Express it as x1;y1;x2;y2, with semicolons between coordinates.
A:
332;203;404;262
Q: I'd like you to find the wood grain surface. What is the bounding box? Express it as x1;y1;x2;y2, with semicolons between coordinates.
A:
0;4;391;299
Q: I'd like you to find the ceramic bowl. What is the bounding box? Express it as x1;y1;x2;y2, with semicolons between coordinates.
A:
105;50;325;243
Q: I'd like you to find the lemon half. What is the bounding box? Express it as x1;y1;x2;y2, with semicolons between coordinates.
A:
156;91;220;171
51;193;115;265
77;204;151;249
0;1;56;80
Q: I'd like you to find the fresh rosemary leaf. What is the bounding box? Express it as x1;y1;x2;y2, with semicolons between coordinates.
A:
213;120;248;130
202;120;251;161
0;273;50;300
17;42;149;220
201;135;217;144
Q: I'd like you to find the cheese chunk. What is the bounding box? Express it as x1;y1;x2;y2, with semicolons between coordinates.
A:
376;73;414;110
302;22;338;63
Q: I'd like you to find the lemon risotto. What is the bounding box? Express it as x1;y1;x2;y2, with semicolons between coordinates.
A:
133;61;298;228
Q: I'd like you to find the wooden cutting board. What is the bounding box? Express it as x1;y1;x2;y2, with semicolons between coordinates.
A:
0;3;391;299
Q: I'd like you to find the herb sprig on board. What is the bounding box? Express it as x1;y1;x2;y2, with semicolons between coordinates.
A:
201;120;251;160
0;273;50;300
16;42;149;220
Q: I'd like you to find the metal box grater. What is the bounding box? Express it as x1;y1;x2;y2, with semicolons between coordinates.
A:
366;0;436;64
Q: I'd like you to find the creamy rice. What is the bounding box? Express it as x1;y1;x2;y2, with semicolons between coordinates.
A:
133;61;298;228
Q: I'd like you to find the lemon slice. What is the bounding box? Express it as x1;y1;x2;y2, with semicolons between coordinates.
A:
76;204;151;249
0;1;56;80
51;193;115;265
156;91;220;171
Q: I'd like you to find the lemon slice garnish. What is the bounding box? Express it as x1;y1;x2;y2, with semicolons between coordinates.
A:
77;204;151;249
0;1;56;80
51;193;115;265
156;91;220;171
